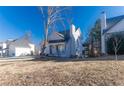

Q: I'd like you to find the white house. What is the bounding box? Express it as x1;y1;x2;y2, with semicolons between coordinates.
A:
0;42;7;57
101;12;124;54
43;24;83;57
0;35;35;57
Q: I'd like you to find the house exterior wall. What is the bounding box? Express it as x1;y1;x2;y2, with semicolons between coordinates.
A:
69;24;76;56
2;43;7;49
29;44;35;55
44;44;50;55
15;47;31;56
8;45;15;56
0;43;7;57
2;43;7;54
65;41;71;57
69;24;83;57
9;45;34;57
7;42;35;57
0;51;2;56
74;28;83;56
45;42;66;57
0;42;7;49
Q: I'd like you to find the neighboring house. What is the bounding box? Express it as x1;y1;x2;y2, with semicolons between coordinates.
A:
101;12;124;54
0;35;35;57
0;42;7;57
43;24;83;58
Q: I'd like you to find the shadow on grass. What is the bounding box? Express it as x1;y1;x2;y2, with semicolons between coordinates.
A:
28;55;124;62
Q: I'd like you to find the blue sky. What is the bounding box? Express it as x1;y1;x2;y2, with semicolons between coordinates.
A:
0;6;124;45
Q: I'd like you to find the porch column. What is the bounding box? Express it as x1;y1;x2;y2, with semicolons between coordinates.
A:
101;34;106;54
101;11;107;55
1;50;3;57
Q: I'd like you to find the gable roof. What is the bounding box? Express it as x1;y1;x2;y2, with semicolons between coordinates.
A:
9;35;31;48
48;30;70;43
58;30;70;41
103;15;124;34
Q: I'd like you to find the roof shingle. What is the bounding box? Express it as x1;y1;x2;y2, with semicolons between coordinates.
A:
103;15;124;34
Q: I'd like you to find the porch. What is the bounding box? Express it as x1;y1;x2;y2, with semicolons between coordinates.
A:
48;42;66;57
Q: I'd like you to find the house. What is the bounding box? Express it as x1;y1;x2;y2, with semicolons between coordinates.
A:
0;34;35;57
0;42;7;57
43;24;83;58
101;12;124;54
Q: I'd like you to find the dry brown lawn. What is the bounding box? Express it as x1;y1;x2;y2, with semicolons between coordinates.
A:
0;59;124;86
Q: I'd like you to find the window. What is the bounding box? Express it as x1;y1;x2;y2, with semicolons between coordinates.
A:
12;53;15;56
0;46;2;49
50;45;53;54
58;44;65;54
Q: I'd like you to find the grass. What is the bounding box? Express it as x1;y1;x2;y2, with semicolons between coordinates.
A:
0;59;123;86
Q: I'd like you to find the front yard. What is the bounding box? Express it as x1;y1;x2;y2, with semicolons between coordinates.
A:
0;58;123;85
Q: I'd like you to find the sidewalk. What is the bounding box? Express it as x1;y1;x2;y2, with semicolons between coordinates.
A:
0;56;35;62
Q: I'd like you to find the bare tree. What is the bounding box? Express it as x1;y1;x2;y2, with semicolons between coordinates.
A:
111;34;122;61
39;6;71;55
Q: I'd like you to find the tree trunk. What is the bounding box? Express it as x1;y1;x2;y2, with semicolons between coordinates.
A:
115;48;118;61
45;25;48;46
115;53;118;61
41;24;48;55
